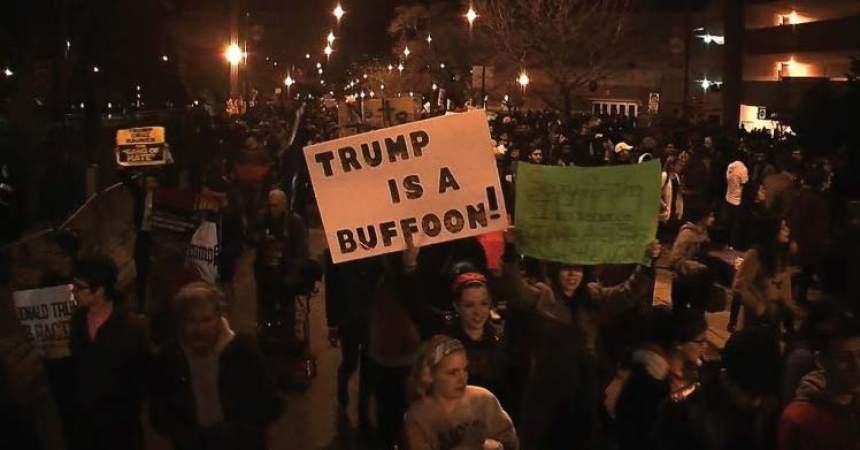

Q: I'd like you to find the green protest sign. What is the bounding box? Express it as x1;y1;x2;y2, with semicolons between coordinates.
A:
515;160;661;265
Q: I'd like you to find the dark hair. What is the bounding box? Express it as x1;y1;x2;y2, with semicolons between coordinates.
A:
722;326;782;395
751;216;789;276
73;257;121;302
685;200;714;224
548;262;591;300
818;315;860;355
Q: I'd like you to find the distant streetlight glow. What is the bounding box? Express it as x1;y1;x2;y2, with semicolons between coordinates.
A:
333;4;345;23
465;5;478;27
697;76;722;92
403;45;411;58
324;44;333;60
388;64;394;72
327;31;336;45
92;66;100;73
398;63;404;74
162;55;169;62
284;75;294;87
697;34;725;45
305;53;311;59
426;34;433;45
432;83;438;91
225;44;243;64
517;71;530;90
3;68;12;77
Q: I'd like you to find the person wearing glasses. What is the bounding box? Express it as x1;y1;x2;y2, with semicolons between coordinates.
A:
67;257;150;450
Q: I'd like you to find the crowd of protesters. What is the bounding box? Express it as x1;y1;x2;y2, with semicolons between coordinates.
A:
1;94;859;450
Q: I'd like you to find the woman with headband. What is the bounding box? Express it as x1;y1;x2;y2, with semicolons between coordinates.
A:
444;271;510;410
404;335;518;450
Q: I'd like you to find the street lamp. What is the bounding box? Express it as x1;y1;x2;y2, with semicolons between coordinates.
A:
284;74;294;96
398;63;404;75
333;3;345;24
3;68;12;77
517;71;530;91
225;44;243;65
426;34;433;45
324;44;333;61
403;45;411;59
465;5;478;29
327;31;336;46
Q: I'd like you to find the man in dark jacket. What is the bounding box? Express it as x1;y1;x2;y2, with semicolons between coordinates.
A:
251;188;309;339
324;249;382;427
150;282;284;450
68;257;150;450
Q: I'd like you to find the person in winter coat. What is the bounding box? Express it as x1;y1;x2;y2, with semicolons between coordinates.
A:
777;317;859;450
68;257;151;450
149;282;284;450
502;236;661;450
733;217;799;333
614;307;708;450
250;188;309;337
444;271;510;410
667;202;715;277
404;335;518;450
324;249;383;427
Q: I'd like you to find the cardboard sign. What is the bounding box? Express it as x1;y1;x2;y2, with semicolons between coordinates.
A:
515;160;661;265
115;126;170;167
13;285;76;359
116;127;165;146
305;110;507;263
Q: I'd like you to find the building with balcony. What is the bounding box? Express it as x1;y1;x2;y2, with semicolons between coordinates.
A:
735;0;860;130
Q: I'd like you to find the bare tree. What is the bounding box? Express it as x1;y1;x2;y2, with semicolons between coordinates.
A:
477;0;636;117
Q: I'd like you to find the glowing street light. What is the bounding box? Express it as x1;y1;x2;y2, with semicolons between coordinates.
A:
284;74;295;88
403;45;411;59
92;66;100;73
305;53;311;60
3;68;12;77
162;55;169;62
517;71;530;91
225;44;243;65
333;3;345;24
324;44;333;61
432;83;438;91
698;76;722;92
388;64;394;72
440;63;446;69
327;31;336;46
426;34;433;45
465;5;478;28
398;63;404;75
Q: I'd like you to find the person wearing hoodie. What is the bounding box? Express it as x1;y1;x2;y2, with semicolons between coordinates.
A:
778;317;860;450
614;306;708;450
149;282;284;450
667;201;715;278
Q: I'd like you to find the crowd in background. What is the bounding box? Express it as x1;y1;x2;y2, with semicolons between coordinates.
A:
1;97;858;450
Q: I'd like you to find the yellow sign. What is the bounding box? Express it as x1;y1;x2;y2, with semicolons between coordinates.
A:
116;127;166;146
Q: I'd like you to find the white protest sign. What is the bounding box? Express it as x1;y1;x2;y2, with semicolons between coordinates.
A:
186;220;220;284
305;110;508;263
13;285;76;359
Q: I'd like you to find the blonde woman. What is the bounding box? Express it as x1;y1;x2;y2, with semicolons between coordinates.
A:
405;335;518;450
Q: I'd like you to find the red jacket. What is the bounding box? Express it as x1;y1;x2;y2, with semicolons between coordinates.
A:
777;370;859;450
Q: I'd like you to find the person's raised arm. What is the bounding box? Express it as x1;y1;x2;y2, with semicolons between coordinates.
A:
589;241;660;313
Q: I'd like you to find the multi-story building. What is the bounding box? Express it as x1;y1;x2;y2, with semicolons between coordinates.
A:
733;0;860;130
